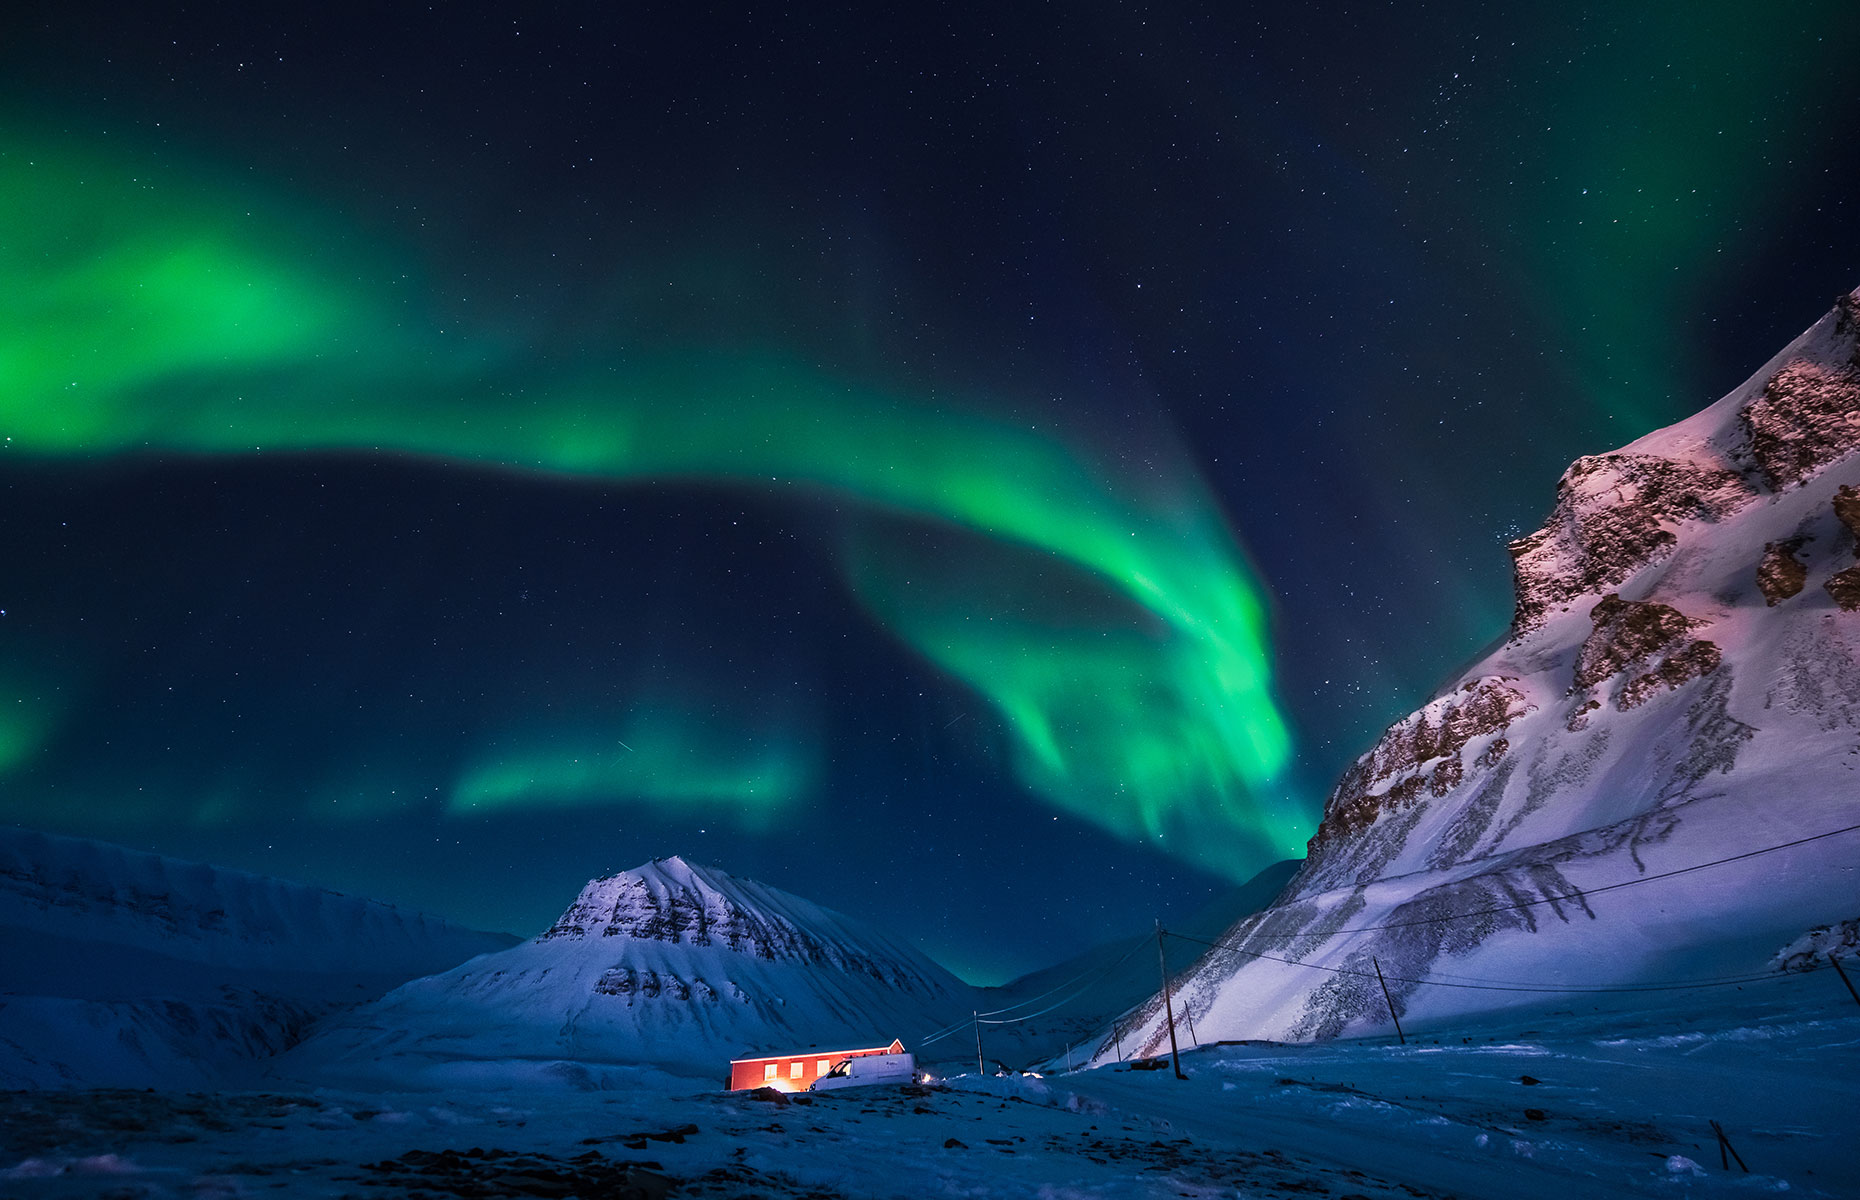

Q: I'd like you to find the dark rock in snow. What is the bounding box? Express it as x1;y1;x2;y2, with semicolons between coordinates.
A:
1825;565;1860;611
1740;359;1860;492
1507;453;1753;636
1832;484;1860;551
1571;595;1698;691
1306;677;1532;861
1756;538;1809;604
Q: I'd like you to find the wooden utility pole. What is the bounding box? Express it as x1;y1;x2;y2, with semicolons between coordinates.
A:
1831;954;1860;1009
972;1011;985;1076
1371;956;1406;1045
1710;1120;1749;1172
1156;921;1187;1080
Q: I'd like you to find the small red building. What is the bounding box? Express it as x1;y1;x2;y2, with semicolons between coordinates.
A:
728;1038;906;1092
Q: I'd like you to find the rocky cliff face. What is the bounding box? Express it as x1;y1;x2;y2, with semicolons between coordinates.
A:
540;856;954;991
1095;287;1860;1057
1506;453;1754;636
1303;677;1532;875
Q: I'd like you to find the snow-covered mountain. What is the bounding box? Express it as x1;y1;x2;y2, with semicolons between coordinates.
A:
284;855;981;1088
1095;288;1860;1057
0;826;516;1087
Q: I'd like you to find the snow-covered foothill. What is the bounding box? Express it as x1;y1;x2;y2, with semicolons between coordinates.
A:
0;825;516;1088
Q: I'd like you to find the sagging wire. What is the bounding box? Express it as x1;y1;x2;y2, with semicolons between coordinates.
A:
1253;822;1860;941
1165;928;1826;994
918;932;1153;1045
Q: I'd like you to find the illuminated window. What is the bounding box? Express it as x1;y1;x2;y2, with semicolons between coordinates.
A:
764;1064;777;1080
817;1059;830;1075
790;1061;804;1079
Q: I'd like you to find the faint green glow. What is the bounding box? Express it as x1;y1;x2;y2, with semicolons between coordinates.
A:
451;706;811;832
0;672;59;775
0;125;1311;872
1507;4;1856;430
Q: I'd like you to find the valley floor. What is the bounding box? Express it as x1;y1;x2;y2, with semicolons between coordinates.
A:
4;972;1856;1199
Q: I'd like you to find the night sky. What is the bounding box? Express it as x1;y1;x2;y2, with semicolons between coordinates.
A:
3;2;1856;982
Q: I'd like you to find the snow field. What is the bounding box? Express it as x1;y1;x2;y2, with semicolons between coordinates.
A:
4;972;1854;1199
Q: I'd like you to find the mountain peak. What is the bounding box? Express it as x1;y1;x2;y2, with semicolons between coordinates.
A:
536;855;945;986
291;854;976;1086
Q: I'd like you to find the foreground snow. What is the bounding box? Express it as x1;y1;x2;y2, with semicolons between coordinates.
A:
4;975;1854;1198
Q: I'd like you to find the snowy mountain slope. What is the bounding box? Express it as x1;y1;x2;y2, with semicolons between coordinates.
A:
0;826;516;1087
1094;288;1860;1058
283;855;981;1088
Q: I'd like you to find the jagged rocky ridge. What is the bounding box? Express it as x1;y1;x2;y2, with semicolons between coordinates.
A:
1093;288;1860;1056
284;856;978;1088
543;866;939;987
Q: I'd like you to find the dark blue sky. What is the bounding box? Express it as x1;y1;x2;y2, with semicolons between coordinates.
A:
2;1;1856;981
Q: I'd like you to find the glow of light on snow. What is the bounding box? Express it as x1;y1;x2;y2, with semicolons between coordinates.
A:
0;126;1312;871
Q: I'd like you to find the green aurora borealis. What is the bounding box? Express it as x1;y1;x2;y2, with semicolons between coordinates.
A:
0;126;1305;869
1;0;1855;977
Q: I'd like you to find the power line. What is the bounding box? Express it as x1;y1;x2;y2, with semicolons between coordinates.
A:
1149;821;1860;995
974;932;1152;1019
979;936;1152;1025
919;933;1153;1046
1243;822;1860;940
1415;961;1801;989
1165;927;1819;995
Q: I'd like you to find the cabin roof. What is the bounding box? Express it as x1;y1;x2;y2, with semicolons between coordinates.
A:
729;1038;904;1065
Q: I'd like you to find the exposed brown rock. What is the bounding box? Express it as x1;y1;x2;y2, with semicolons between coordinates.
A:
1757;538;1809;605
1837;289;1860;348
1571;595;1696;691
1343;677;1532;792
1619;640;1722;709
1570;594;1722;711
1508;454;1754;635
1835;484;1860;552
1827;566;1860;612
1740;359;1860;492
1307;677;1532;852
1475;737;1509;769
1565;699;1600;733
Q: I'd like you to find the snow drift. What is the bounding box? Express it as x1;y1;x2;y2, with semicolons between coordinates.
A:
1095;288;1860;1057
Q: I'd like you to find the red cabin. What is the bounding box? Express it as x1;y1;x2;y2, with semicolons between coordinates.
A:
728;1038;906;1092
